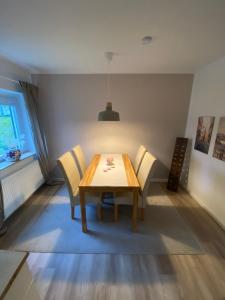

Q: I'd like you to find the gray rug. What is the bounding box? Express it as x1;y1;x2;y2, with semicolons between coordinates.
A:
0;184;202;254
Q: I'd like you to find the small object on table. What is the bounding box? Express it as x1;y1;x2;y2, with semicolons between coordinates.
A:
106;156;114;166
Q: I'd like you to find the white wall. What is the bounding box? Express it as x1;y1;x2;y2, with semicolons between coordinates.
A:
185;57;225;228
33;74;193;179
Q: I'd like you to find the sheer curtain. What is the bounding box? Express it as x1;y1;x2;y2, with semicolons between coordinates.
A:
19;81;51;183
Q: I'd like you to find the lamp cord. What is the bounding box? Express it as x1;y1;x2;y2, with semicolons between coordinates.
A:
105;52;113;101
107;65;111;101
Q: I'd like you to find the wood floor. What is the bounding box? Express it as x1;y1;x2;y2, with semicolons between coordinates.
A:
4;184;225;299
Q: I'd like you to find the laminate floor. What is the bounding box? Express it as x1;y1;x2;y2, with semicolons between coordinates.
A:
2;184;225;299
25;185;225;300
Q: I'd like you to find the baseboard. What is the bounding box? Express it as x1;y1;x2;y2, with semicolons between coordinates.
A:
53;177;64;183
187;189;225;232
150;178;168;183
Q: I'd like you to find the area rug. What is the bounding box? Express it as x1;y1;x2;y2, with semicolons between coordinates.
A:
0;183;203;254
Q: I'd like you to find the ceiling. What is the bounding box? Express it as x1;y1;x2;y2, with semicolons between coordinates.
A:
0;0;225;74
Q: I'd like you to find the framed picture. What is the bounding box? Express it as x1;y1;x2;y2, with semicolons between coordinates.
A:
194;116;215;154
213;117;225;162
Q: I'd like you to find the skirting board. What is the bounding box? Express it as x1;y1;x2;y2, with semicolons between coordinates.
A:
52;177;65;183
187;189;225;232
150;178;168;183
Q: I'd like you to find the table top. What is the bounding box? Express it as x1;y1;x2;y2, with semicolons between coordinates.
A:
0;250;28;299
79;153;139;189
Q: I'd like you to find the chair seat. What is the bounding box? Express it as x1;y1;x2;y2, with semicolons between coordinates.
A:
72;188;101;206
114;191;144;208
57;151;102;222
113;151;157;221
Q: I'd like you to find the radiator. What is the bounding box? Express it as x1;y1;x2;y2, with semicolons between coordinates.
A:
2;160;44;218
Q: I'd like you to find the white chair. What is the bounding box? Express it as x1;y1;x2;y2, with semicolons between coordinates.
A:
71;145;87;177
114;151;157;221
133;145;147;174
57;152;102;220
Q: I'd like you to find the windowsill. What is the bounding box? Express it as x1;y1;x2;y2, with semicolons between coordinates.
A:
0;152;36;171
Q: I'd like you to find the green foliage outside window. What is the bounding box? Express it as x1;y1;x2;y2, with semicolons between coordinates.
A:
0;105;16;156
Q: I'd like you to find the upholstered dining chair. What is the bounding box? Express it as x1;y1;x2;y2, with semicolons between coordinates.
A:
57;152;102;220
114;151;157;221
133;145;147;174
71;145;87;178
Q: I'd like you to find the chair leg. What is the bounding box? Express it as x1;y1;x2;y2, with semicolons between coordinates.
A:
71;206;75;220
100;192;104;201
100;206;103;221
97;203;103;221
140;207;145;221
114;204;119;221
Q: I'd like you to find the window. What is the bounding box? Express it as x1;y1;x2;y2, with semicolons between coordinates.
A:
0;89;35;161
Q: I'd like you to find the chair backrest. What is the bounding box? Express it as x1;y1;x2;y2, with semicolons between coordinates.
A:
57;152;80;202
133;145;147;174
71;145;87;177
137;151;157;196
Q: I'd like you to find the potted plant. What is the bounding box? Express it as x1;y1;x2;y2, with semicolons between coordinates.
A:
3;134;25;162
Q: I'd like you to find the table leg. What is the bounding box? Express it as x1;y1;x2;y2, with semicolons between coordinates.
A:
79;189;87;233
132;189;138;232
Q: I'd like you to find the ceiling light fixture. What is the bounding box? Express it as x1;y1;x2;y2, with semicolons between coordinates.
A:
98;52;120;121
142;36;153;45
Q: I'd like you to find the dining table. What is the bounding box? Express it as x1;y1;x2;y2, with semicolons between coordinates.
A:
79;153;140;233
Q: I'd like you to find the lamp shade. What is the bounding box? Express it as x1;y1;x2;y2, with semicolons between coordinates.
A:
98;102;120;121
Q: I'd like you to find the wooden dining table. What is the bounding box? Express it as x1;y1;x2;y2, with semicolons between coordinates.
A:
79;153;140;233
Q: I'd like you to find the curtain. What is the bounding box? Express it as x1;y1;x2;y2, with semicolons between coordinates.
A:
19;81;50;183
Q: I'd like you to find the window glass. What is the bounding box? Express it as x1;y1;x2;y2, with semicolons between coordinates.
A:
0;89;35;159
0;105;16;155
